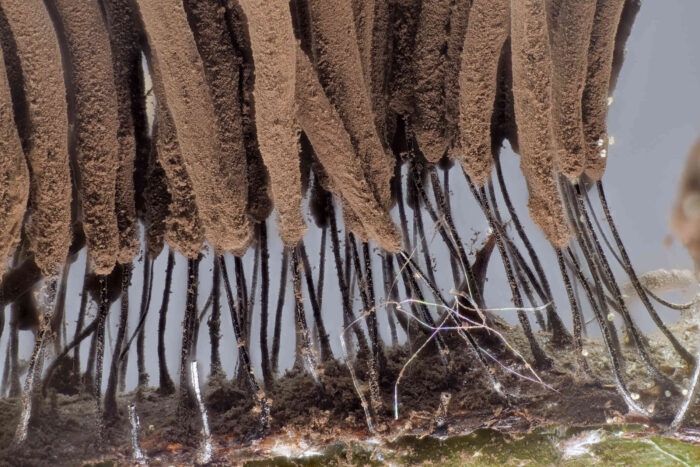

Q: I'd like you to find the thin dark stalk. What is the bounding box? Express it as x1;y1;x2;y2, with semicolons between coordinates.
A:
270;250;289;376
465;173;551;369
43;317;98;396
290;248;320;382
572;182;677;391
298;241;332;361
234;257;249;381
560;182;624;358
395;163;412;250
398;252;508;398
488;174;571;343
411;160;473;287
220;255;271;433
555;248;593;378
495;155;561;315
1;341;10;397
104;264;132;419
9;302;22;397
259;222;273;388
316;226;327;311
329;203;370;356
596;181;694;365
381;253;400;345
51;261;71;355
353;238;383;414
234;256;249;350
209;259;223;379
443;168;461;281
118;254;153;387
430;166;470;286
158;251;176;395
246;246;259;349
178;256;200;423
567;247;649;414
73;270;90;383
84;323;97;394
136;255;154;387
396;252;450;365
94;276;109;439
12;279;57;445
513;256;546;330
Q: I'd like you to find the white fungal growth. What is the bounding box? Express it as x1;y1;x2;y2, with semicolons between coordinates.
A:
190;361;212;464
600;149;608;159
597;138;604;147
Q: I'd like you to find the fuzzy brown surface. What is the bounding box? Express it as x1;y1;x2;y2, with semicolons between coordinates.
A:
548;0;596;179
51;0;121;275
672;137;700;276
237;0;306;247
411;0;451;163
0;48;28;278
510;0;571;247
221;1;273;223
143;141;171;259
0;0;71;277
386;0;421;119
444;0;472;152
136;0;252;255
147;60;204;259
458;0;510;187
295;47;400;252
582;0;625;180
350;0;392;147
184;0;253;253
101;0;143;266
307;0;395;212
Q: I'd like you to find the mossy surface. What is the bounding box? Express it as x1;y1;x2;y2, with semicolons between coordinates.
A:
244;425;700;466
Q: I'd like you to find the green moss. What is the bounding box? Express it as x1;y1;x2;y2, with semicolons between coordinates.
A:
243;426;700;466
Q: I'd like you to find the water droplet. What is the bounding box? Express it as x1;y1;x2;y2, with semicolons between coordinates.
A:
631;392;640;400
582;349;589;357
682;389;689;396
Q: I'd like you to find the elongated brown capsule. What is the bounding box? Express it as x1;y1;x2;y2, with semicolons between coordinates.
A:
50;0;121;275
100;0;143;265
0;44;28;278
307;0;395;211
548;0;596;179
237;0;306;247
458;0;510;186
0;0;71;276
135;0;253;255
582;0;626;180
295;47;400;252
412;0;450;163
510;0;571;247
